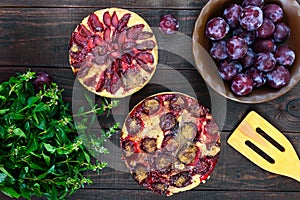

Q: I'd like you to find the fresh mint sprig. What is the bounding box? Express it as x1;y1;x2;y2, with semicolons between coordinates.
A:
0;70;119;200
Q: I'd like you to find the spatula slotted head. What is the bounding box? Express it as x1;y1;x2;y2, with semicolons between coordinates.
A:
227;111;300;182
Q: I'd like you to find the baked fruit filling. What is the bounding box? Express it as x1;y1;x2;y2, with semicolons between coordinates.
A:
121;92;221;196
69;8;158;98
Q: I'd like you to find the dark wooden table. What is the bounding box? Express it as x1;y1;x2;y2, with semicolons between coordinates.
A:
0;0;299;199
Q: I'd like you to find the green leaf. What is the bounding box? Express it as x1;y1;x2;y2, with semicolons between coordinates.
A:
33;102;48;112
84;93;94;108
13;128;26;138
77;106;85;116
10;113;25;120
0;173;7;183
42;153;51;166
0;166;14;180
83;151;90;163
26;137;39;154
44;143;56;154
1;187;21;198
27;96;40;106
0;108;9;115
37;165;55;180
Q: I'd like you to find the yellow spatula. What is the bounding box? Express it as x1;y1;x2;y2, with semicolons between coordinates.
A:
227;111;300;182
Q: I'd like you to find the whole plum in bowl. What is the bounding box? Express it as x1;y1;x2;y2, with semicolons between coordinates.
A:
192;0;300;103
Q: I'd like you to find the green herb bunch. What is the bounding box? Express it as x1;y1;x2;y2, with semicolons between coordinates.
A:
0;71;118;199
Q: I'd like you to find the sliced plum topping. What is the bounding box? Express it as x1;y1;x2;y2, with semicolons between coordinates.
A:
122;140;136;158
177;143;198;165
126;116;143;135
159;113;177;131
169;95;186;111
170;172;192;188
142;98;160;115
155;153;173;173
127;24;145;39
133;164;148;183
141;138;157;153
111;11;119;28
162;134;180;152
103;11;112;27
88;13;104;32
117;13;131;31
179;122;198;141
77;24;93;37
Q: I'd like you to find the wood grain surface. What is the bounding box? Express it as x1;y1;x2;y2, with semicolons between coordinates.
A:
0;0;299;199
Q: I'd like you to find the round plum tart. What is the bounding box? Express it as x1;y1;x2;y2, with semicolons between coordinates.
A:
69;8;158;98
121;92;220;196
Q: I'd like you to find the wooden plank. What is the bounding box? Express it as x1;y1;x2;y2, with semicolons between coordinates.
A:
0;67;299;132
0;8;200;67
1;189;299;200
0;0;209;9
69;190;300;200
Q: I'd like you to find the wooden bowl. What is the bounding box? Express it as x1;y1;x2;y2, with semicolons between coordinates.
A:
192;0;300;103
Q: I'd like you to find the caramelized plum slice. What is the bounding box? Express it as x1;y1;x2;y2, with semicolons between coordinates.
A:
126;116;143;135
169;95;186;111
170;172;192;188
177;143;198;165
179;122;198;141
142;98;160;115
133;164;148;183
155;153;173;172
162;134;180;152
141;138;157;153
159;113;177;131
122;140;136;158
